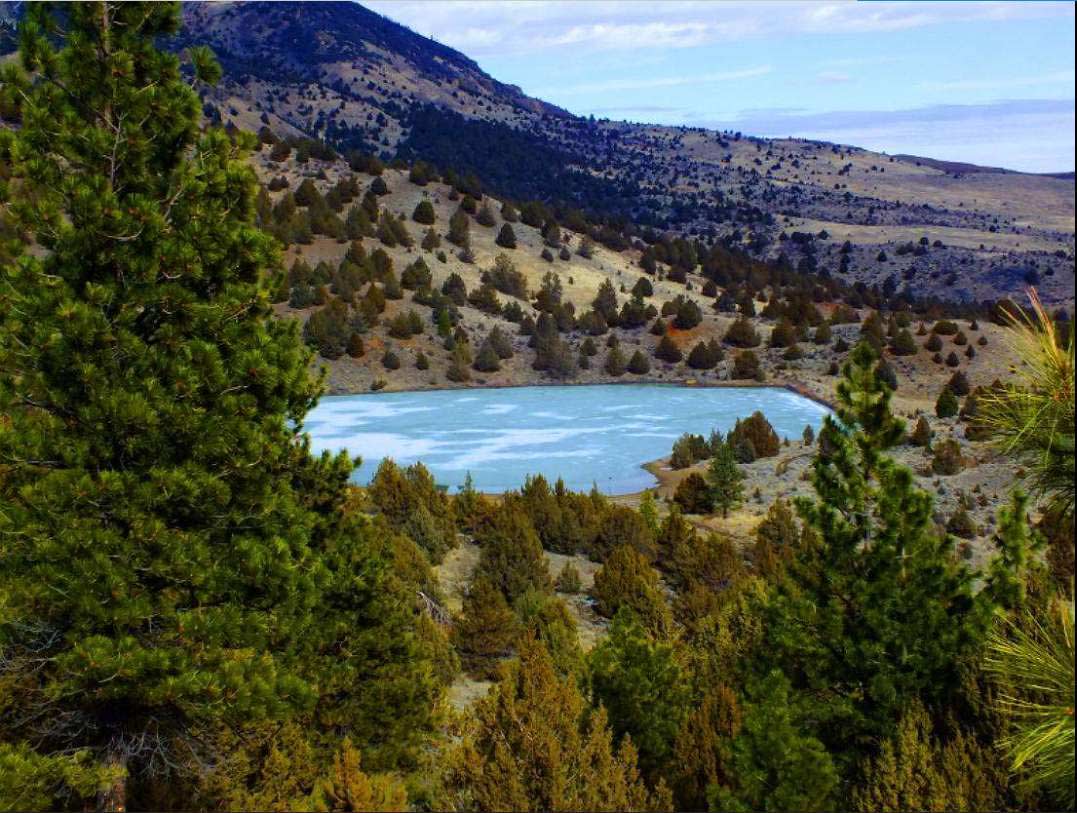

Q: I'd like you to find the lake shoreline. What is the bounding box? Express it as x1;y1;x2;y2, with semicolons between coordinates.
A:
327;376;838;412
313;382;832;498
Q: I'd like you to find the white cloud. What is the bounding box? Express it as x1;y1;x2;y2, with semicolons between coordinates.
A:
692;99;1076;173
816;71;852;84
538;65;772;96
921;70;1075;93
364;0;1073;58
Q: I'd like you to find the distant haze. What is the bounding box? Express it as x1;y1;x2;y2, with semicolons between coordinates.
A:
366;0;1076;174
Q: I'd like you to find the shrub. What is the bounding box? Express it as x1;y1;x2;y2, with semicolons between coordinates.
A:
381;349;401;370
936;387;959;418
495;223;517;249
604;347;627;377
590;545;671;636
947;371;971;397
932;320;959;336
730;412;780;458
674;298;704;330
910;416;933;447
628;350;651;375
655;335;683;363
925;334;943;352
890;329;918;356
932;439;965;475
687;340;721;370
946;507;978;539
674;473;714;514
731;351;761;380
724;317;760;348
473;339;501;373
412;200;435;225
556;562;583;594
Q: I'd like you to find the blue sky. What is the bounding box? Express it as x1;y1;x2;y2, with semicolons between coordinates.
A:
364;1;1075;173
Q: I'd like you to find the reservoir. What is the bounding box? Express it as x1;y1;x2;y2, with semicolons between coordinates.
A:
305;384;830;494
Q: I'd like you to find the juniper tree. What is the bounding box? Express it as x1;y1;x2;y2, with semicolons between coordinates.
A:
0;4;436;805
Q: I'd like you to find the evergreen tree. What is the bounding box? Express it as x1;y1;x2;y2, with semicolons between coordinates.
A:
475;506;552;603
590;610;691;780
627;350;651;375
591;546;671;637
673;472;713;514
762;342;998;758
655;335;683;363
0;5;436;804
604;346;627;377
473;339;501;373
936;386;959;418
452;576;519;679
708;672;837;812
707;438;744;518
494;222;516;249
443;637;669;811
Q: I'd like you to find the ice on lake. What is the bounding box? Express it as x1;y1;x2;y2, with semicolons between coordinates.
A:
304;384;829;494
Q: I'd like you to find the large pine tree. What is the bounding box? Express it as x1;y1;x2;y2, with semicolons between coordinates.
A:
0;4;435;807
761;342;1001;760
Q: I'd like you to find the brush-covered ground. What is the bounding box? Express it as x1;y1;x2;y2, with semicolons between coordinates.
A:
252;148;1047;711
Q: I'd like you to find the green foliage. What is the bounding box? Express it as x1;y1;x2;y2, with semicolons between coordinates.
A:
936;386;959;418
591;546;671;637
0;3;437;799
731;350;761;380
474;505;552;603
368;459;457;563
762;341;997;757
708;671;837;812
850;700;1006;812
707;438;744;518
986;601;1075;808
932;438;965;475
453;576;519;679
590;610;690;780
979;292;1075;519
0;744;120;811
555;561;583;594
723;317;760;348
674;472;713;514
729;412;780;458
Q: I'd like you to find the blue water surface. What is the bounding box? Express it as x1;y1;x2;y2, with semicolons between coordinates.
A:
304;384;830;494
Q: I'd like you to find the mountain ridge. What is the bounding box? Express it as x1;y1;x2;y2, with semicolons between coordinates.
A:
1;0;1071;304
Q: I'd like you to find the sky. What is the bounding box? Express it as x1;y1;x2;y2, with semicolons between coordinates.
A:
364;1;1075;173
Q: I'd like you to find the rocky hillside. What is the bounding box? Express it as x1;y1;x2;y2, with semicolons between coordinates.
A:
1;1;1072;305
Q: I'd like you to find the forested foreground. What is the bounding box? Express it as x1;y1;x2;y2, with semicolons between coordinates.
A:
0;4;1073;811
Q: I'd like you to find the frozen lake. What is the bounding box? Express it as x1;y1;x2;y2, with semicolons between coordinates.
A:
304;384;830;494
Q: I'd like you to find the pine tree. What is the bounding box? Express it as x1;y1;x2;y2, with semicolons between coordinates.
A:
708;672;837;812
0;7;437;802
707;438;744;518
589;610;691;780
762;341;998;756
